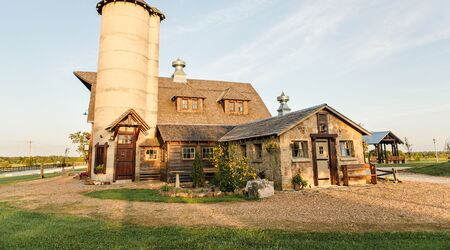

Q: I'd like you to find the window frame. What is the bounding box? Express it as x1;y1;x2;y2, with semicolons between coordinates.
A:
192;99;198;110
237;101;244;113
339;140;354;157
240;144;247;158
182;99;189;110
229;101;235;112
253;143;263;160
317;113;329;134
144;148;158;161
182;147;196;160
292;140;309;159
202;147;213;160
94;143;108;174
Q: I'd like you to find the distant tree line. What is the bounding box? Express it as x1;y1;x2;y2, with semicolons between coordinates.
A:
0;156;84;168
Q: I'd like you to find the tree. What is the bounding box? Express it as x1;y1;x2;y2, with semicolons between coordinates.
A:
69;131;90;161
404;137;413;160
445;141;450;152
191;152;205;188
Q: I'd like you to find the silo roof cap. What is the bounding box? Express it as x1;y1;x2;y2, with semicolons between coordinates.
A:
96;0;165;20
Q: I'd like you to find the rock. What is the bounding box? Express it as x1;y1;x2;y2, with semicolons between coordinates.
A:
245;179;275;199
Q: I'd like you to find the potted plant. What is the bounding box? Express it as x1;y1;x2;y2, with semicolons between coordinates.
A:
94;164;105;174
292;173;308;191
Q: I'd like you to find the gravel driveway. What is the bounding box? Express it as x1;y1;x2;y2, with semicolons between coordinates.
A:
0;176;449;232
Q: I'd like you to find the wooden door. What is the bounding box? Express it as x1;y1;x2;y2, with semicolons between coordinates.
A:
115;134;136;181
315;140;331;186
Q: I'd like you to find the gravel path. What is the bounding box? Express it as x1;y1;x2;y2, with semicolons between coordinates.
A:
0;177;449;232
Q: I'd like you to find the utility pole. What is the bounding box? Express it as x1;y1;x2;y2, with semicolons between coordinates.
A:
26;140;33;166
433;138;438;163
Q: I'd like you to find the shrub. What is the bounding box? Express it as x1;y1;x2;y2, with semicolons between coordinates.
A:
292;173;308;190
160;185;173;192
191;153;205;188
211;144;256;192
94;164;105;174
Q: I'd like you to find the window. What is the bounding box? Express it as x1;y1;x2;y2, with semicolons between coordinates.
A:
240;145;247;157
237;102;244;113
340;141;354;157
229;102;235;112
117;134;133;144
192;99;198;110
94;143;108;174
254;144;262;160
182;147;196;160
145;149;158;161
202;147;213;159
292;141;308;158
317;113;328;133
182;99;189;110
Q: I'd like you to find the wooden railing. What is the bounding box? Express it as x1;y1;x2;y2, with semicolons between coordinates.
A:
342;164;377;186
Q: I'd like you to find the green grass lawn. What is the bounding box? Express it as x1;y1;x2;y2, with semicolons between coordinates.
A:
86;189;250;203
0;173;61;185
0;203;448;250
406;162;450;177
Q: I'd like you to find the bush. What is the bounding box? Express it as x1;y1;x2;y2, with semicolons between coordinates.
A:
211;144;256;192
191;153;205;188
292;173;308;190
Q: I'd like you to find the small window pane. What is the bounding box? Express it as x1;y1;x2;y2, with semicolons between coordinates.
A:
240;145;247;157
202;147;213;159
192;99;198;110
182;99;188;110
237;102;244;113
340;141;354;157
254;144;262;160
118;135;133;144
229;102;235;112
145;149;158;160
182;147;196;160
292;141;308;158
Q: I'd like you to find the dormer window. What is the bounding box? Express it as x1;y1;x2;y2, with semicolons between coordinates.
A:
182;99;188;110
237;102;244;113
229;102;235;112
216;87;251;115
175;97;204;113
192;99;198;110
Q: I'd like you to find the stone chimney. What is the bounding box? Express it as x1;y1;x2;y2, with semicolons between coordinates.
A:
277;92;291;116
172;58;187;83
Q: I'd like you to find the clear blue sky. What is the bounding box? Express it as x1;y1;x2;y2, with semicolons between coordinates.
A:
0;0;449;156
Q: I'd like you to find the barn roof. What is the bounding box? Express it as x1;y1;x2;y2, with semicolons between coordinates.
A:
216;87;251;102
219;104;370;142
158;124;235;142
363;131;404;145
74;72;271;126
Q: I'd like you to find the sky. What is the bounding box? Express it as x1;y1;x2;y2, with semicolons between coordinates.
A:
0;0;449;156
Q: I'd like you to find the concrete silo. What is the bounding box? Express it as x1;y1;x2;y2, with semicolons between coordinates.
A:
92;0;164;181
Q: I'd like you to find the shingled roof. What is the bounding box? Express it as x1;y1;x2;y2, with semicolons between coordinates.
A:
219;104;370;142
216;87;251;102
158;124;235;142
363;131;404;145
74;72;271;126
171;84;207;100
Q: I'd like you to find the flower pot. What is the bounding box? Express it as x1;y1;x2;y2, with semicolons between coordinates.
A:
294;183;302;191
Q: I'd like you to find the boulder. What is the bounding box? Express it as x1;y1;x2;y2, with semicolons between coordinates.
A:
245;179;274;199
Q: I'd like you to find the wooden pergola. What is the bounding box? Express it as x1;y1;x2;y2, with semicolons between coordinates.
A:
363;131;404;164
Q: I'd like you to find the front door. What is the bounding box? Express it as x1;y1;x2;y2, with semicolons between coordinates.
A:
315;140;331;186
115;133;136;181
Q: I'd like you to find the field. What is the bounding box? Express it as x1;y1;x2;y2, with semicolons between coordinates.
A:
0;203;448;249
0;173;61;185
405;162;450;176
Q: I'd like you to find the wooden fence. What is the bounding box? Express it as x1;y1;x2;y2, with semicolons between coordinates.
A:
342;164;377;186
0;162;85;173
